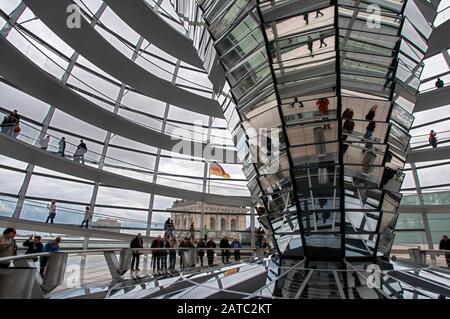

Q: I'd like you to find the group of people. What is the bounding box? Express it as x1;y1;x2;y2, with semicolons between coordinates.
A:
362;105;378;151
316;99;378;151
0;110;21;137
306;33;327;57
342;104;379;153
303;10;324;25
0;109;89;163
0;227;62;276
302;10;327;56
56;137;88;164
44;200;91;228
129;233;245;272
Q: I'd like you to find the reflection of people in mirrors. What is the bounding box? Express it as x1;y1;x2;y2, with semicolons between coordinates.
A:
381;167;397;187
318;198;328;208
342;108;354;119
303;13;309;24
256;206;266;217
361;151;376;175
315;10;324;18
307;36;314;56
317;98;331;129
363;121;376;151
290;97;304;109
365;105;377;121
322;211;331;223
342;117;355;153
319;32;327;48
384;56;397;88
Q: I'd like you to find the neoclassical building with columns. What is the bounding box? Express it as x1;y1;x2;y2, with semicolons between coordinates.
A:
170;199;247;241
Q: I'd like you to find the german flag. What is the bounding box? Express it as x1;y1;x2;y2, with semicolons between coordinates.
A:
209;162;230;179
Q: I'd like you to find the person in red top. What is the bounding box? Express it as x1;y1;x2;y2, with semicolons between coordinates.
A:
429;130;437;148
317;98;331;129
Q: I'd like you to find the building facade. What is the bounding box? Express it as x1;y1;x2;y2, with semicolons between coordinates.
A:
92;218;121;233
170;199;247;241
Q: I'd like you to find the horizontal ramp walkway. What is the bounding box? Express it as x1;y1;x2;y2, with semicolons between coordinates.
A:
0;216;150;241
103;0;204;69
425;18;450;59
414;85;450;113
397;204;450;214
0;134;252;207
407;145;450;163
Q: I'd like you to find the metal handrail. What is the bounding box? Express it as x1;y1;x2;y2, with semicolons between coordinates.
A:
0;247;268;263
0;111;246;192
392;248;450;254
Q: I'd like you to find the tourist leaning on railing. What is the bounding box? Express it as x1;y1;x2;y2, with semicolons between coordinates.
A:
0;228;17;268
40;237;61;276
130;233;143;271
23;235;43;262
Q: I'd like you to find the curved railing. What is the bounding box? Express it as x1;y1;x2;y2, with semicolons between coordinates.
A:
0;246;271;299
1;250;446;299
0;195;255;237
0;196;150;230
0;109;250;196
410;129;450;149
0;15;233;145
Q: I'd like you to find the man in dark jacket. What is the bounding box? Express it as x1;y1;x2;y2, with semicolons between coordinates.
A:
130;233;143;271
219;236;231;264
23;235;43;262
197;238;206;266
205;238;216;266
164;218;171;237
230;238;242;262
178;237;192;270
439;235;450;267
151;235;164;271
161;237;170;270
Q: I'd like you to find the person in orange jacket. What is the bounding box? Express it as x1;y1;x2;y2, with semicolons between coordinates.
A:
317;98;331;129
